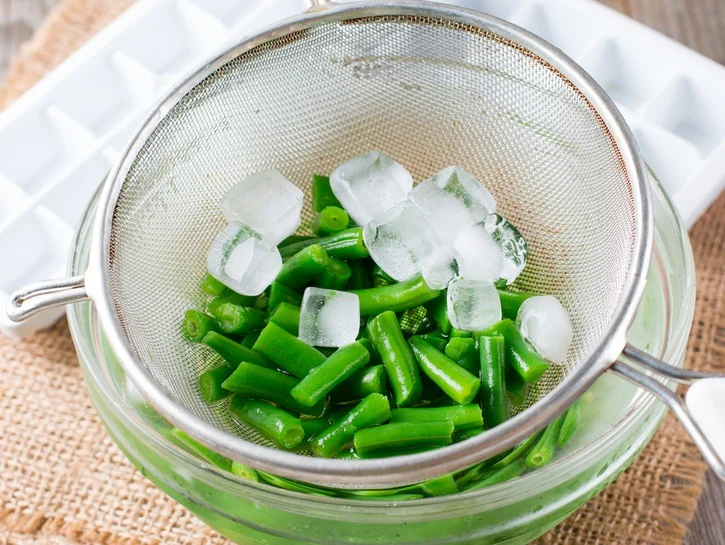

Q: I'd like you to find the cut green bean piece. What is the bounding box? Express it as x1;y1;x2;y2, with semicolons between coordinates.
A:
348;260;370;290
312;174;342;212
199;365;234;403
445;337;479;376
279;234;316;247
330;365;387;403
276;244;331;288
419;474;459;497
353;421;454;456
201;331;274;369
311;393;391;458
353;274;440;316
368;311;422;407
450;328;472;338
419;332;448;353
301;418;330;442
453;427;484;443
221;362;326;416
390;404;483;430
335;449;361;460
498;289;538;320
257;471;336;497
207;291;257;315
268;302;300;335
170;428;233;472
231;461;259;481
424;293;451;334
357;337;382;366
229;397;305;450
253;322;326;378
212;303;267;335
279;228;369;260
291;342;370;407
241;329;262;349
316;258;352;290
483;320;549;382
525;414;566;468
313;206;350;236
268;281;303;310
493;431;542;469
254;292;269;311
182;310;219;342
557;400;580;447
409;337;480;405
479;334;509;429
201;273;228;296
465;459;525;491
506;366;526;406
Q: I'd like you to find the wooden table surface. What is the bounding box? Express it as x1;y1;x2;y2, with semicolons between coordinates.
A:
0;0;723;543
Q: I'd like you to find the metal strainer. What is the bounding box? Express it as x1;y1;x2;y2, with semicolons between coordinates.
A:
8;0;725;488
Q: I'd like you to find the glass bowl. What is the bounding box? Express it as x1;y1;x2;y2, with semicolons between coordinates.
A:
67;170;694;545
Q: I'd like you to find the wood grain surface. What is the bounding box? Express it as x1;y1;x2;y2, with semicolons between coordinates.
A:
0;0;723;543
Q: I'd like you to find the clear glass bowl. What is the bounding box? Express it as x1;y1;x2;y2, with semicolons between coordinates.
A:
67;171;694;545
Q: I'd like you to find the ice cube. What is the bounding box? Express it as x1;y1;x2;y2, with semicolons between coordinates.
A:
221;169;303;244
330;151;414;226
485;214;527;286
299;288;360;347
517;295;572;364
421;246;457;290
409;166;496;240
363;200;441;282
453;222;504;282
207;222;282;296
446;277;501;331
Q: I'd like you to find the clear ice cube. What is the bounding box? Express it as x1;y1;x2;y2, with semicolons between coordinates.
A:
330;151;414;226
421;246;457;290
409;166;496;240
299;288;360;347
453;222;504;282
363;200;441;282
207;222;282;296
517;295;572;364
446;277;501;331
485;214;527;286
221;169;303;244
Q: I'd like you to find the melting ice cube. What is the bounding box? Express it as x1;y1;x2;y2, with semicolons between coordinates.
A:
299;288;360;347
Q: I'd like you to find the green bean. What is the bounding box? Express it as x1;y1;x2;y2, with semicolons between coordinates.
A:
444;337;479;376
498;289;538;320
424;293;451;334
418;474;459;497
231;461;259;481
353;421;454;456
199;365;234;403
450;328;472;338
268;281;302;310
493;431;542;469
267;302;300;335
170;428;233;472
279;229;369;260
257;471;336;497
311;173;342;212
301;418;330;442
313;206;350;236
291;342;370;407
557;401;580;447
228;397;305;450
353;275;440;316
371;265;396;287
315;258;352;290
357;337;382;366
367;311;422;407
506;366;526;406
311;393;391;458
330;365;387;403
253;292;269;311
253;322;326;378
221;362;326;416
182;310;219;342
409;337;480;405
201;273;228;296
207;291;257;315
279;234;316;247
482;320;549;382
419;331;448;353
276;244;331;288
335;449;360;460
348;260;370;290
525;415;566;468
465;459;525;491
479;334;509;429
241;329;262;349
211;303;267;335
390;404;483;430
453;427;484;443
201;331;274;369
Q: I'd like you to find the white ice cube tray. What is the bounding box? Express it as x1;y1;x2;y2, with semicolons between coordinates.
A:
2;0;725;337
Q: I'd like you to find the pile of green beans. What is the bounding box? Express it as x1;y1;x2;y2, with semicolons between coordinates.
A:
177;172;584;499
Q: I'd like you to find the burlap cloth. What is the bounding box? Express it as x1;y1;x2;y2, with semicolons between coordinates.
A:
0;1;722;544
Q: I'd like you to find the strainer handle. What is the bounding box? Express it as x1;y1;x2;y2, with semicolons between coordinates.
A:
6;276;88;322
612;344;725;481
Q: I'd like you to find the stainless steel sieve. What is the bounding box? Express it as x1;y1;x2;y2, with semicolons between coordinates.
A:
7;0;725;488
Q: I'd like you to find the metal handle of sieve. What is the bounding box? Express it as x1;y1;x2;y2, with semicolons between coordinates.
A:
6;276;88;322
613;344;725;481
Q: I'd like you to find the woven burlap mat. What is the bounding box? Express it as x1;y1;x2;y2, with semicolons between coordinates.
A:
1;1;723;544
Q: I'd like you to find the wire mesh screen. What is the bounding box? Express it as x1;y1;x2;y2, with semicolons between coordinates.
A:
108;15;636;451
